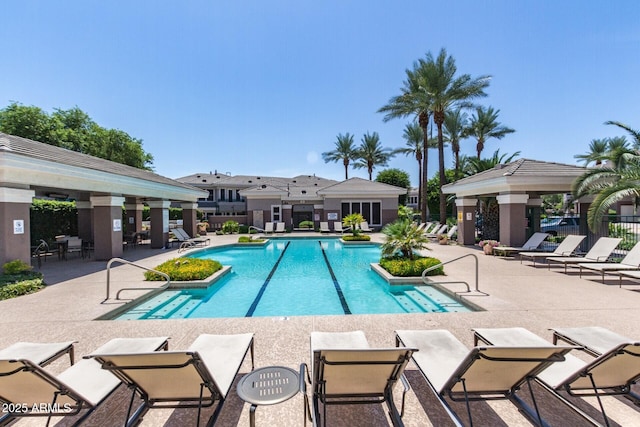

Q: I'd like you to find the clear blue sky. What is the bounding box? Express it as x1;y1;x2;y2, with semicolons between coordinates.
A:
2;1;638;185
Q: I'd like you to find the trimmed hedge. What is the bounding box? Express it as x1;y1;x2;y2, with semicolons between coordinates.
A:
0;278;45;300
0;261;45;300
379;256;444;277
238;236;265;243
145;258;222;281
342;235;371;242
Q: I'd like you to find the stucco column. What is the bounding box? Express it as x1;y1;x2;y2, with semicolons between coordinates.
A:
147;200;171;249
496;193;529;247
0;188;34;265
124;201;144;235
454;197;477;246
90;196;125;261
181;202;198;237
76;200;93;243
576;195;598;250
526;197;543;238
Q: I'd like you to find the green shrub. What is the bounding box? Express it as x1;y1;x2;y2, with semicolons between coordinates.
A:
298;220;314;229
379;256;444;277
342;235;371;242
238;225;249;234
2;259;33;275
238;236;266;243
222;220;239;234
145;258;222;281
0;278;45;300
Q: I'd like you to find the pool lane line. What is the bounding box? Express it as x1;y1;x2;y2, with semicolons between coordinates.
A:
245;241;291;317
318;241;351;315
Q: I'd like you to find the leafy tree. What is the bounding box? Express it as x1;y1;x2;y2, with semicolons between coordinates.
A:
353;132;394;180
414;49;491;225
322;132;357;179
380;219;430;260
378;62;434;223
0;102;154;170
375;168;411;205
466;105;515;160
425;169;457;220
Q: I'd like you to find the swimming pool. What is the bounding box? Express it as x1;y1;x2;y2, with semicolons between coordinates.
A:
115;238;472;319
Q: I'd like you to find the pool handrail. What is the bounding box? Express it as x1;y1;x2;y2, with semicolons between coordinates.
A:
104;257;171;302
421;253;489;296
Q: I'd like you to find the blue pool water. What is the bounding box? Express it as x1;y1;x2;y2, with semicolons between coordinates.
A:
115;239;472;319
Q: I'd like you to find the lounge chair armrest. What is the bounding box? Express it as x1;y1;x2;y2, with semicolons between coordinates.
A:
400;373;411;418
300;363;313;425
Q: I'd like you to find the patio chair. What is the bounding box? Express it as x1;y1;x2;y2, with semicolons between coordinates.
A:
0;336;169;426
425;224;448;239
422;222;442;236
275;222;286;233
31;239;54;268
519;235;586;266
474;326;640;426
172;228;210;246
0;340;76;366
333;222;350;234
395;329;575;427
319;222;330;233
89;333;254;427
546;237;622;273
302;330;416;427
618;270;640;286
263;222;274;234
492;232;550;256
577;241;640;283
428;225;457;241
359;221;374;232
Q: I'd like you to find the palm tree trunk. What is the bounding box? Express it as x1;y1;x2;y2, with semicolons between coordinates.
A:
419;112;429;223
436;116;447;225
416;154;422;218
343;158;349;180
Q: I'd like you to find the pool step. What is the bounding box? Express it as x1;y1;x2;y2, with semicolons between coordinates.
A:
117;291;183;320
404;289;446;313
393;294;424;313
146;295;194;319
168;299;201;319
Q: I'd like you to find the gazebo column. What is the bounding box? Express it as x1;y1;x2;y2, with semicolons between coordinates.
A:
147;200;171;249
496;193;529;247
90;196;125;261
0;188;34;265
576;195;599;250
76;200;93;243
454;197;478;246
526;197;543;238
124;200;144;235
181;202;198;237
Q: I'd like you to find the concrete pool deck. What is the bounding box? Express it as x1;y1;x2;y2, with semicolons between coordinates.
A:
3;233;640;426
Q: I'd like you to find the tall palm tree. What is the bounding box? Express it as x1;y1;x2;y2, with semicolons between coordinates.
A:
462;150;521;176
574;138;609;166
467;105;515;159
416;49;491;224
353;132;394;180
322;133;357;180
573;121;640;231
443;108;468;180
378;64;433;222
394;122;424;210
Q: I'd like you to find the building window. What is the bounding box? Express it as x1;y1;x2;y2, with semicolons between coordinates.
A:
272;205;281;222
341;201;382;225
219;189;225;201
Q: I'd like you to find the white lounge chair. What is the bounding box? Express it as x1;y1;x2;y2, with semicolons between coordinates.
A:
275;222;286;233
422;222;441;235
333;222;350;234
519;235;586;266
546;237;622;273
492;232;550;256
89;333;254;427
578;241;640;283
172;228;210;246
425;224;448;239
395;329;575;427
359;221;374;232
319;222;330;233
0;336;169;426
428;225;457;241
302;331;416;427
0;340;76;366
263;222;274;234
474;326;640;426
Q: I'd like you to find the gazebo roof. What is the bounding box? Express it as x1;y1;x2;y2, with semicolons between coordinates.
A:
442;158;586;198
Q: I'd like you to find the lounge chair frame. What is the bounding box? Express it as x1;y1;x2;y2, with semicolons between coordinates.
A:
303;348;415;427
395;330;576;427
91;336;254;427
